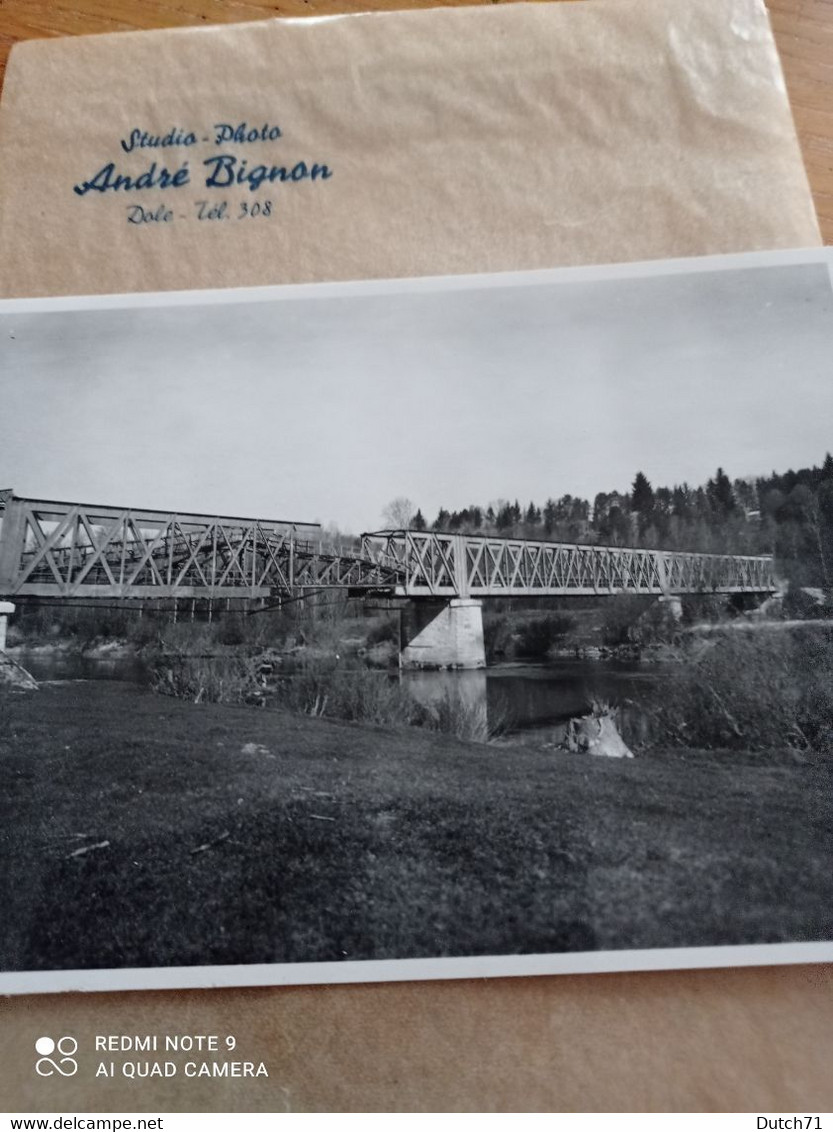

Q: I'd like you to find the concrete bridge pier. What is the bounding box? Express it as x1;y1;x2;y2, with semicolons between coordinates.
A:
0;600;37;690
400;598;486;670
0;601;14;652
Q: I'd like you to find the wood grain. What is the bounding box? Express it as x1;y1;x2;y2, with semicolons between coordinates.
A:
0;0;831;240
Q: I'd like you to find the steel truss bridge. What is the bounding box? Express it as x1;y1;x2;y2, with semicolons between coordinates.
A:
0;494;398;601
360;530;777;598
0;493;777;603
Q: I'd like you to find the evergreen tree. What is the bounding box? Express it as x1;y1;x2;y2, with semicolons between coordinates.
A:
672;484;692;520
707;467;735;516
631;471;655;537
496;503;513;531
818;480;833;589
525;501;541;527
631;471;654;514
543;499;557;535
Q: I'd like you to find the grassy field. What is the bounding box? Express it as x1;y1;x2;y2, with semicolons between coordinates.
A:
1;681;831;972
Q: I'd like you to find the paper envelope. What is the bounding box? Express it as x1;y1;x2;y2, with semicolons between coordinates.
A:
0;0;821;298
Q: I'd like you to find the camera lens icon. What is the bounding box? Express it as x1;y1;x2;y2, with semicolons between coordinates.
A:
35;1036;78;1077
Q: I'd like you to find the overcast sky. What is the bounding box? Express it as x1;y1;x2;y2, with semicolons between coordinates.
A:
2;261;832;533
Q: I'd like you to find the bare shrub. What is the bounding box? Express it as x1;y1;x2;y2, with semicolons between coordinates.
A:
150;655;259;705
13;603;135;647
126;617;162;649
601;595;646;646
274;660;416;727
483;613;513;662
795;628;833;750
152;651;512;745
781;586;827;620
516;614;576;659
602;595;678;647
681;594;730;626
213;614;247;647
421;687;514;743
365;617;399;647
649;627;833;752
279;657;506;738
151;622;216;655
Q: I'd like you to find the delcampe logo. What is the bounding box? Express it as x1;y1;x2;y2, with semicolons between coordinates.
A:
34;1035;78;1077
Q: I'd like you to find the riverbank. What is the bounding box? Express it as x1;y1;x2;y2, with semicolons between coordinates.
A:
10;613;833;754
2;681;830;972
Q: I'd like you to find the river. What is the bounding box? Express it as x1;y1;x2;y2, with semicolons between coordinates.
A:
17;649;665;740
405;660;666;741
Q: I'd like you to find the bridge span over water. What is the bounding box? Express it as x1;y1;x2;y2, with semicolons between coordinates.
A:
361;530;776;599
0;492;777;668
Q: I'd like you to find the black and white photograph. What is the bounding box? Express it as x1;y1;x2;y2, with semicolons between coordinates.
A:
1;247;832;994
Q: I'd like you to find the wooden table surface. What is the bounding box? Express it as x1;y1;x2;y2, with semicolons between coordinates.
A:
0;0;831;243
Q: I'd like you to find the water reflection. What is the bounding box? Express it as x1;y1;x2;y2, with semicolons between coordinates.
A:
405;660;666;736
15;651;149;684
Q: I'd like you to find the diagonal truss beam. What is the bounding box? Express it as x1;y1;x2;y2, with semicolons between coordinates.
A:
0;494;323;599
360;530;777;598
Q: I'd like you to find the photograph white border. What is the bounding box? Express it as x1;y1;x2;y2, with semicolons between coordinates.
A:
2;243;832;317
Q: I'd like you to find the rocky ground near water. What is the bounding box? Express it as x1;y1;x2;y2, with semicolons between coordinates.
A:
0;652;38;690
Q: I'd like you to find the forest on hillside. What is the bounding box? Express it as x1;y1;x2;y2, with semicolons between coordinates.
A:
398;454;833;590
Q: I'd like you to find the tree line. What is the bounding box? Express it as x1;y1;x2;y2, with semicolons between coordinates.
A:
387;454;833;588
